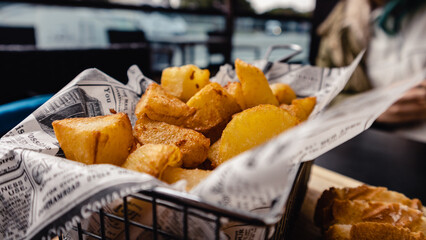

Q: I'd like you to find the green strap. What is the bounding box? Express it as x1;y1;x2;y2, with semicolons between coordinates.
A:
377;0;425;35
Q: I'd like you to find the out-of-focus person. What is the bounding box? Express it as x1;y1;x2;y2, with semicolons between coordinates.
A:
316;0;426;142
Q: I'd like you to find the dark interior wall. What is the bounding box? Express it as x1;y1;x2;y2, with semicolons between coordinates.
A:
0;47;151;104
0;26;151;104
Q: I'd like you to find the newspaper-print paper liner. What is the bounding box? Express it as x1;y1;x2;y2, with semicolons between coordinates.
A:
192;68;425;226
1;50;423;239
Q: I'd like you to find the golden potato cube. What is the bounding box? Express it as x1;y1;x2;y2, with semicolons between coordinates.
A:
280;97;316;122
161;64;210;102
292;96;316;121
224;81;246;110
184;82;241;133
219;104;299;162
286;96;317;122
279;104;298;119
135;82;196;125
133;115;210;168
52;113;134;166
161;167;211;191
207;139;222;168
122;144;182;178
235;58;279;108
270;83;297;105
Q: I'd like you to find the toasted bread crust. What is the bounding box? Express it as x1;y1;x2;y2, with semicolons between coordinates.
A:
316;185;426;240
325;223;426;240
315;185;423;228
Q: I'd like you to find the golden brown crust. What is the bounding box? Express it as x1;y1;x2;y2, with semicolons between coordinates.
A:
315;185;423;229
324;224;352;240
52;113;134;166
160;167;211;191
325;223;426;240
184;82;241;133
316;185;426;240
122;144;182;178
133;115;210;168
329;200;423;230
135;82;196;125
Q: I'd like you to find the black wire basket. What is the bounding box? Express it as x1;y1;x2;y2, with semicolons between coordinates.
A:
41;45;313;240
60;160;312;240
57;44;310;240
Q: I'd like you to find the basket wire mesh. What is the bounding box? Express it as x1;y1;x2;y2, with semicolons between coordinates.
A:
55;45;309;240
56;161;311;240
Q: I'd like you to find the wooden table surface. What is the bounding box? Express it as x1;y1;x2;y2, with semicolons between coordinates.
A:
290;164;363;239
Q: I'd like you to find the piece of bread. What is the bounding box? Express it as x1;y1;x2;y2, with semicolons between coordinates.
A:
323;199;426;233
325;223;425;240
315;185;423;229
315;185;426;240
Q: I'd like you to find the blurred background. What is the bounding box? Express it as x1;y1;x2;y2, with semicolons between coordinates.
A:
1;0;425;209
2;0;425;216
0;0;336;133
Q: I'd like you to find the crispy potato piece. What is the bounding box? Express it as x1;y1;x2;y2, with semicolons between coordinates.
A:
133;115;210;168
122;144;182;178
235;58;279;108
270;83;297;105
292;96;316;121
207;139;222;168
161;167;211;191
224;81;246;110
219;104;299;162
52;113;134;166
184;82;241;133
135;82;196;125
281;97;317;122
161;64;210;102
279;104;297;118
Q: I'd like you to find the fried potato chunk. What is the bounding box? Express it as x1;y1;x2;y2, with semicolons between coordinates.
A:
224;81;246;110
280;104;298;119
219;104;299;163
135;82;196;125
122;144;182;178
52;113;134;166
161;167;212;191
207;139;222;168
270;83;297;105
280;96;317;122
133;115;210;168
292;96;316;121
184;82;241;133
161;64;210;102
235;58;279;108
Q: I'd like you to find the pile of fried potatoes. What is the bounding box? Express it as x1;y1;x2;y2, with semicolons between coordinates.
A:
52;59;316;191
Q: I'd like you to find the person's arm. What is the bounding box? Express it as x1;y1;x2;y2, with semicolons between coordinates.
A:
376;79;426;124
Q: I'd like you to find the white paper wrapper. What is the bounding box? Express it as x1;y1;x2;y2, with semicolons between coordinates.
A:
1;51;424;240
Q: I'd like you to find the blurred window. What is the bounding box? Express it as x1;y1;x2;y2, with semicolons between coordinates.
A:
233;17;312;63
0;0;314;74
233;0;315;63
